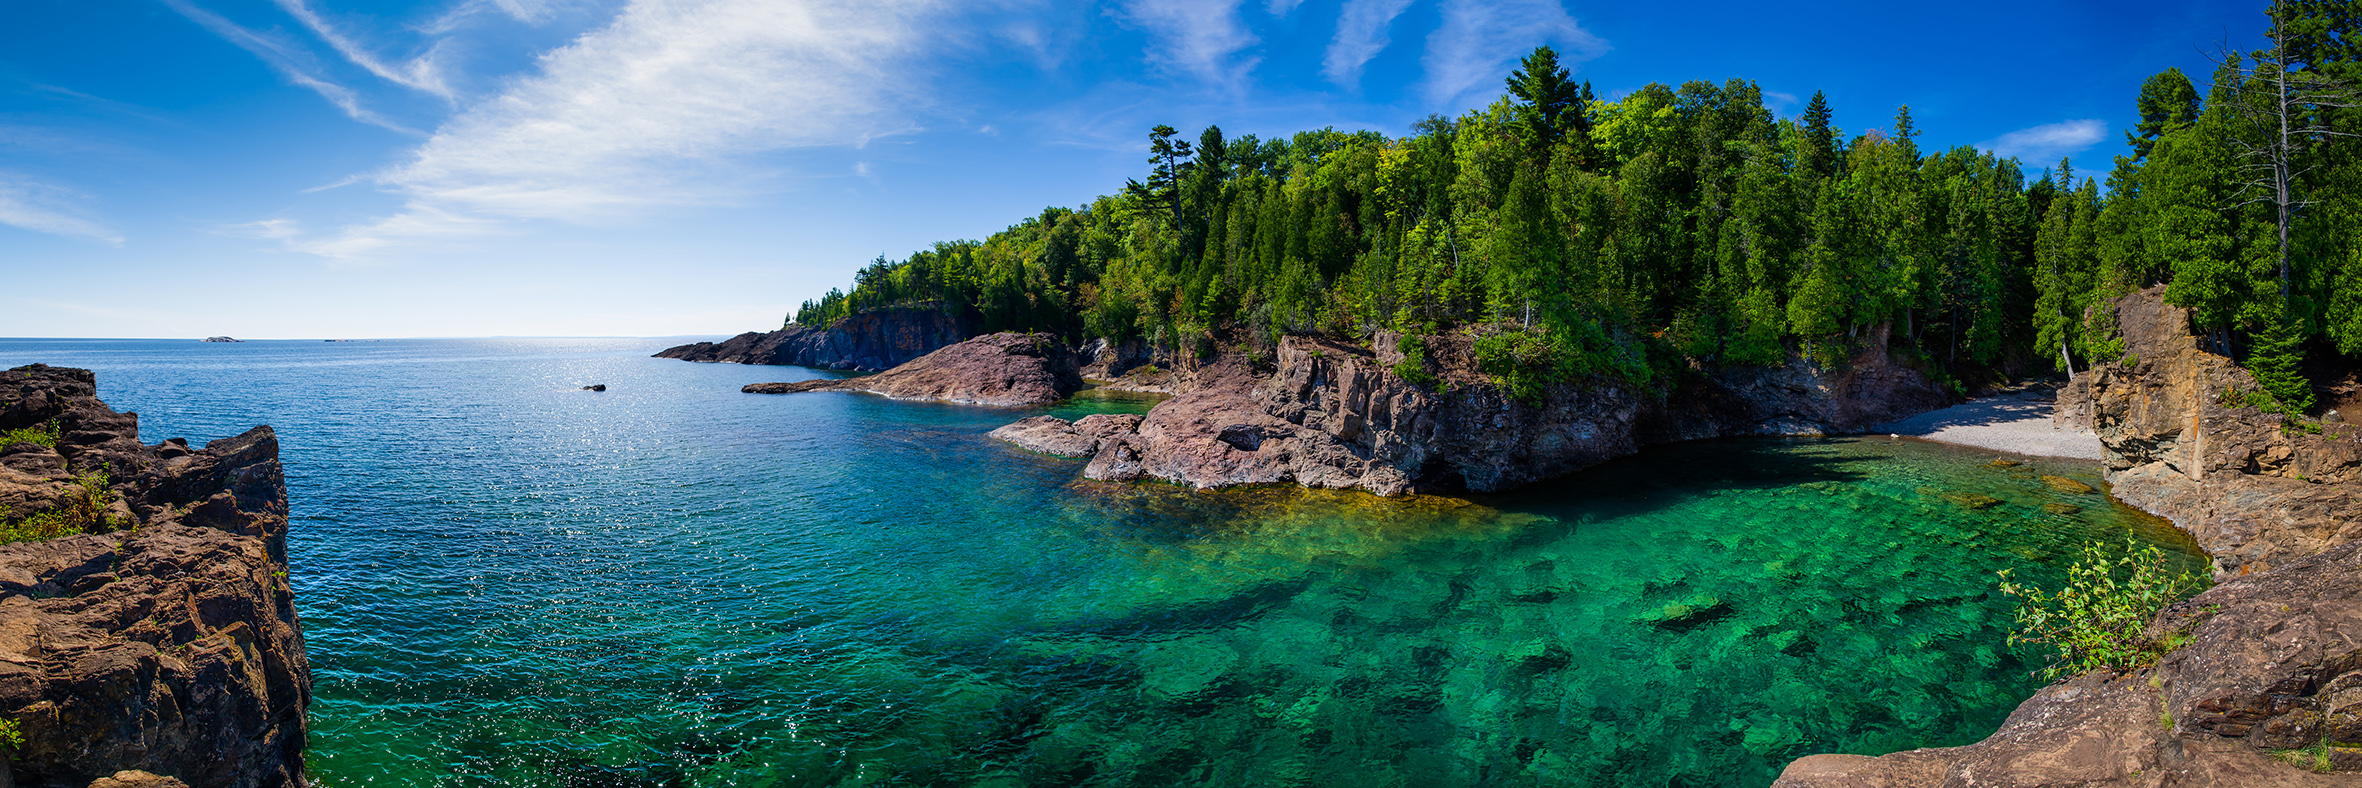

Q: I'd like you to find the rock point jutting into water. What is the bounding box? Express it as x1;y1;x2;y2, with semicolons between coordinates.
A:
1777;287;2362;786
743;332;1084;406
995;326;1948;496
655;303;966;371
0;365;308;788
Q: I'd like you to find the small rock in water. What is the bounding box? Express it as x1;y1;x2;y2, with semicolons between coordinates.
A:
581;384;607;391
2039;475;2095;494
2043;503;2083;515
1986;459;2022;468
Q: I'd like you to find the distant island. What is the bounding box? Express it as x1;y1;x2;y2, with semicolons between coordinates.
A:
200;336;240;343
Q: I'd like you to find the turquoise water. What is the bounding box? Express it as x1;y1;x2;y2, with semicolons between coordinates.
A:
0;338;2201;788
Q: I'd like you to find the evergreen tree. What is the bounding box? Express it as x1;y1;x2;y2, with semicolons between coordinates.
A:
1506;46;1583;147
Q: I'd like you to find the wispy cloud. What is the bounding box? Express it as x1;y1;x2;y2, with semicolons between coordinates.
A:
157;0;423;134
292;0;950;260
1266;0;1306;15
1323;0;1416;88
270;0;456;98
1122;0;1260;89
1420;0;1604;107
1980;119;2107;163
0;175;123;245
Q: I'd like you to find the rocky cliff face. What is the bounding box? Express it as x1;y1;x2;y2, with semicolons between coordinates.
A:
996;327;1951;496
2059;287;2362;579
0;365;307;788
743;332;1083;406
655;305;967;371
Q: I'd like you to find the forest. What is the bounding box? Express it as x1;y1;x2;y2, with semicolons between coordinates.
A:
792;0;2362;410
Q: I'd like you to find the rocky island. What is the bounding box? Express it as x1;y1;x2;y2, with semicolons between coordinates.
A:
0;365;307;788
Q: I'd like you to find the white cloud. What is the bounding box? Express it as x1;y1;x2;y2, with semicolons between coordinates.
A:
271;0;456;99
1122;0;1260;89
1267;0;1306;15
1420;0;1605;107
293;0;951;260
1980;119;2108;164
0;175;122;246
1323;0;1416;88
158;0;422;134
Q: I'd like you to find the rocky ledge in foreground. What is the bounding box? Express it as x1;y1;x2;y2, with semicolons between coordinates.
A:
744;332;1083;407
0;365;307;788
2058;287;2362;580
1777;536;2362;787
655;304;965;372
993;326;1949;496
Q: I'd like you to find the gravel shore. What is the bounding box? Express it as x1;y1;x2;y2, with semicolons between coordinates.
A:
1868;389;2104;460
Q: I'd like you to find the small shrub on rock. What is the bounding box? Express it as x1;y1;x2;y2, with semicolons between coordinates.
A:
1997;537;2206;680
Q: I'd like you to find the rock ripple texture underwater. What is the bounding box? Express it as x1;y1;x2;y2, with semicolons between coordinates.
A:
0;338;2204;788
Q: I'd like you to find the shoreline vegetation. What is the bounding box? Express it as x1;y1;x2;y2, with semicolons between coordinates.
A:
774;4;2362;432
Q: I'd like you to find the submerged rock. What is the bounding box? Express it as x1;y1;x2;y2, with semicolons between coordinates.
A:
745;332;1083;407
1988;459;2023;468
2040;475;2096;494
0;364;307;788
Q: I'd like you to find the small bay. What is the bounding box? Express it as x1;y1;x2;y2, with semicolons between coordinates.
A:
0;338;2201;787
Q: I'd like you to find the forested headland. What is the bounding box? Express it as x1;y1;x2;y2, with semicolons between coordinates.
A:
792;0;2362;409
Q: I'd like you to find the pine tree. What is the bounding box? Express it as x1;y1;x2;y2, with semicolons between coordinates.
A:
2128;68;2201;161
1506;46;1583;147
1798;91;1841;181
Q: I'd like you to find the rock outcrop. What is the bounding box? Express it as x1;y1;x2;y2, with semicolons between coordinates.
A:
2059;287;2362;579
997;327;1951;496
744;332;1083;407
655;305;966;371
0;364;307;788
1775;537;2362;787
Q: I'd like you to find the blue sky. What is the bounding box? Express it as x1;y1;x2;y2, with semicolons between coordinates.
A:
3;0;2264;338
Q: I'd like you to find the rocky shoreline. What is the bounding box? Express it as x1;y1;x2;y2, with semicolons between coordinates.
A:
1774;288;2362;785
993;326;1951;496
741;332;1083;407
655;304;965;372
0;365;307;788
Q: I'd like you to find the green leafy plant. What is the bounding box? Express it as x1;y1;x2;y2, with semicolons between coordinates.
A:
0;717;20;749
1391;334;1438;389
0;420;59;448
0;470;123;547
1997;536;2207;680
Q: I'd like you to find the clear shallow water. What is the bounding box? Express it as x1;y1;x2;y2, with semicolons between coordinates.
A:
0;338;2202;788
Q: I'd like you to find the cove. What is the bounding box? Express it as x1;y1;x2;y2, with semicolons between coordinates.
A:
0;338;2202;788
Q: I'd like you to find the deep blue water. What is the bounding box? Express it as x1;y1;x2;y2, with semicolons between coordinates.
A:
0;338;2200;787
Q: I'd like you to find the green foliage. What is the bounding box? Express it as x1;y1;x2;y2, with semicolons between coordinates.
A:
1390;334;1438;389
0;420;59;448
0;470;121;546
0;717;18;750
2246;304;2315;414
1996;537;2207;681
777;13;2362;407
